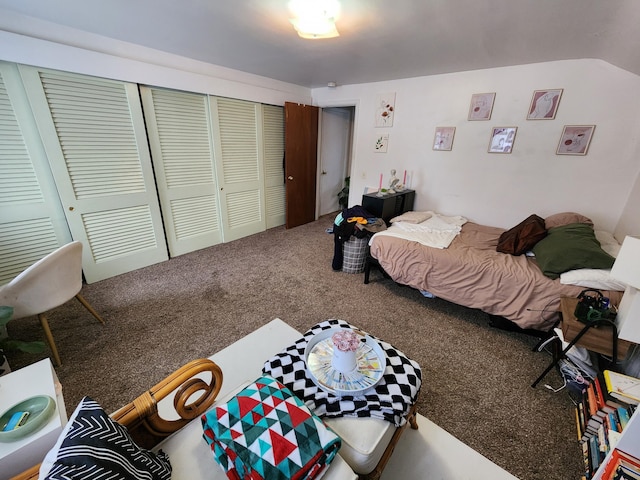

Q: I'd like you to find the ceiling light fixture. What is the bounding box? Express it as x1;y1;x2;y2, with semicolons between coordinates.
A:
289;0;340;39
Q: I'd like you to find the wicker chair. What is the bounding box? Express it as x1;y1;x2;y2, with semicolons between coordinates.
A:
12;358;223;480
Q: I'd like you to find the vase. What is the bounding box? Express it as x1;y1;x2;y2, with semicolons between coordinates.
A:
331;330;359;373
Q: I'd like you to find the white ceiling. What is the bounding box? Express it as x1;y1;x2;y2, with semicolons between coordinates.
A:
1;0;639;88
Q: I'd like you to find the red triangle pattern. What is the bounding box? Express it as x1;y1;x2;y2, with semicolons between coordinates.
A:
215;406;227;418
269;429;297;465
237;396;261;418
262;403;274;416
285;401;312;427
251;411;262;424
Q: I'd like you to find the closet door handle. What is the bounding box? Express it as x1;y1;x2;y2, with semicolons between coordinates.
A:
288;176;294;181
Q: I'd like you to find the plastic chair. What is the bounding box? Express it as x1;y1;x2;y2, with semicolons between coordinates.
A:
0;241;104;366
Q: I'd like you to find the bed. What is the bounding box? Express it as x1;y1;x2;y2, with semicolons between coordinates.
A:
367;211;625;332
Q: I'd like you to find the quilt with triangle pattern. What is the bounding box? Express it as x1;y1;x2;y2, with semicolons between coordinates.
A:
201;376;341;480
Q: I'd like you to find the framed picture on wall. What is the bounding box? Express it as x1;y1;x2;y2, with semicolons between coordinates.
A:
468;92;495;121
375;92;396;127
527;89;563;120
433;127;456;151
488;127;517;153
556;125;595;155
375;133;389;152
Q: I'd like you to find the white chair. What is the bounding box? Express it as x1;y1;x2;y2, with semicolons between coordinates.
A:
0;241;104;366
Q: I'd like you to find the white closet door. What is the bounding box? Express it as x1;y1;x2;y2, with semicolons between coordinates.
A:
262;104;285;229
19;66;168;283
0;62;71;285
211;97;266;242
140;86;222;257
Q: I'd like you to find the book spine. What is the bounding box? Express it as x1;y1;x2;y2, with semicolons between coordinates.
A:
588;383;599;417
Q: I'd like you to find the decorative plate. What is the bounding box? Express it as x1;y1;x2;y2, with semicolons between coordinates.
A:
304;328;386;396
0;395;56;442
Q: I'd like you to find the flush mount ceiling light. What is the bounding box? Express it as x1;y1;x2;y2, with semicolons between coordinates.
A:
289;0;340;39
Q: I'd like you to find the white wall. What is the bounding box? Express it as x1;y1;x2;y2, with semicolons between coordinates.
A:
2;15;638;236
0;13;311;107
313;59;640;234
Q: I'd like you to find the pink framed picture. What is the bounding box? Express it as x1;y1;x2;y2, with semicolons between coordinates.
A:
433;127;456;151
468;93;495;121
556;125;595;155
527;89;563;120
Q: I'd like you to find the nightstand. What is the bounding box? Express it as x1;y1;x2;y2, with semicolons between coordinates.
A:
361;189;415;224
531;297;632;387
0;359;67;478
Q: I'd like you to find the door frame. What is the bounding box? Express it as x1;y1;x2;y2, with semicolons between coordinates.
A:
316;100;359;217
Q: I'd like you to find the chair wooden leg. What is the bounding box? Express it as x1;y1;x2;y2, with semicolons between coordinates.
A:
38;313;62;367
75;293;105;324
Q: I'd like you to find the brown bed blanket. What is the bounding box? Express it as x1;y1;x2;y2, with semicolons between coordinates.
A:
369;222;622;331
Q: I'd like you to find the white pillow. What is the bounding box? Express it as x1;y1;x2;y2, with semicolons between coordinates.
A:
595;230;621;257
389;211;432;224
560;268;627;291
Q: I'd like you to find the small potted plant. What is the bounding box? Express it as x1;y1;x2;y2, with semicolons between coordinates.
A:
337;176;350;210
0;306;45;375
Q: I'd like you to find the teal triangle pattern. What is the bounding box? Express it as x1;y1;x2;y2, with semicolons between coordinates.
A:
201;375;342;479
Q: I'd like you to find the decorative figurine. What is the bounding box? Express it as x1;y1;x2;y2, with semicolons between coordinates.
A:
388;169;400;193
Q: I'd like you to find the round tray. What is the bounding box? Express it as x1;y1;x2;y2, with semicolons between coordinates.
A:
0;395;56;443
304;328;386;396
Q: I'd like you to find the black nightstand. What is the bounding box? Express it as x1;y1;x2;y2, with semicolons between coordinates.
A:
361;189;415;224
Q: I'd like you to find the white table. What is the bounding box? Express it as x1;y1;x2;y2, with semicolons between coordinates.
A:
156;318;358;480
0;359;67;479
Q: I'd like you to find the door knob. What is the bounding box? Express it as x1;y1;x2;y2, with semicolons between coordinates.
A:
322;170;327;175
288;176;294;180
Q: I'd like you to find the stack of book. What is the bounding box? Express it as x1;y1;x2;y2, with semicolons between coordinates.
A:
574;370;639;479
599;448;640;480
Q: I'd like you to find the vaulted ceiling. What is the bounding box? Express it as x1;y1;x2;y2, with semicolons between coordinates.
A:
1;0;639;88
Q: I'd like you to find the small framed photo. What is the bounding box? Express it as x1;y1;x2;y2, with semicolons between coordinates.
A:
433;127;456;151
488;127;517;153
468;92;495;121
527;89;563;120
556;125;595;155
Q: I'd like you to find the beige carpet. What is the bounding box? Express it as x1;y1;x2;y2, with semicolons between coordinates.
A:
7;214;582;480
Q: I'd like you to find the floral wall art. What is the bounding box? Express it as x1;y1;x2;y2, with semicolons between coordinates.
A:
375;92;396;127
375;133;389;153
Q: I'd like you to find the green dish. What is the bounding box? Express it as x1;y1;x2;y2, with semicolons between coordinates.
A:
0;395;56;442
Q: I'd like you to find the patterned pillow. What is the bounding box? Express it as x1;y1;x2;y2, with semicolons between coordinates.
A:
39;396;171;480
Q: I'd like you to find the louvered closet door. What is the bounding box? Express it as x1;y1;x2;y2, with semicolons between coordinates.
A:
0;62;71;285
19;66;168;283
140;86;222;257
262;105;285;229
211;97;266;242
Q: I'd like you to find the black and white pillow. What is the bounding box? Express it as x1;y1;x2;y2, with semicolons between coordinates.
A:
39;396;171;480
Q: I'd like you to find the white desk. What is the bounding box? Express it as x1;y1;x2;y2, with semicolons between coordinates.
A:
0;359;67;479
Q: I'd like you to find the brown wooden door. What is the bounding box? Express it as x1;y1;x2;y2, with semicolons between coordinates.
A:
284;102;319;228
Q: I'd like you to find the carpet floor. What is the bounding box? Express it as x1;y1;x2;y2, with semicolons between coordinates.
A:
7;213;582;480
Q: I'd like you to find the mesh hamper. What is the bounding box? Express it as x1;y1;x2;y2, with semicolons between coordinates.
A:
342;236;368;274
